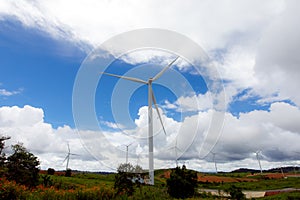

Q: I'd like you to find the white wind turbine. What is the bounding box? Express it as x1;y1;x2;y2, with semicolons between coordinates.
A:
124;142;134;164
256;150;263;174
101;56;179;185
63;143;78;171
211;152;218;174
168;136;182;167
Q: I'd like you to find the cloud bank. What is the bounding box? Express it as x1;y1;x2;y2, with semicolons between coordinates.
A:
1;103;299;172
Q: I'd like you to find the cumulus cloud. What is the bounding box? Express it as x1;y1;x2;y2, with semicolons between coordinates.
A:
164;92;212;112
1;102;300;172
0;105;99;171
254;0;300;106
0;0;284;50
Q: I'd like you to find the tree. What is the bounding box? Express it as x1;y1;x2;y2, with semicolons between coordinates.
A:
0;136;10;175
167;165;198;199
47;167;55;175
6;143;40;187
65;168;72;177
114;163;143;196
117;163;135;173
225;185;245;200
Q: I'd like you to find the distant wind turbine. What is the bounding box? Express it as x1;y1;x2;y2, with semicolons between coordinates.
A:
63;143;79;171
124;142;134;164
256;150;263;174
211;152;218;174
101;56;179;185
168;137;182;167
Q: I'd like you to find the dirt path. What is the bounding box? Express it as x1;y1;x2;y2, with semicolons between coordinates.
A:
199;188;300;199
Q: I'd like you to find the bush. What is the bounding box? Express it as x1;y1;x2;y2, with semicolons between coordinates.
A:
114;171;135;196
166;165;198;199
65;168;72;177
47;168;55;175
0;178;27;200
114;163;144;196
6;143;40;187
224;185;245;200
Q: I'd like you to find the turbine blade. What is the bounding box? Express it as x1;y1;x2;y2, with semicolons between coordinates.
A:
127;141;135;147
101;72;147;84
151;90;167;135
67;143;70;153
63;155;68;163
152;56;179;81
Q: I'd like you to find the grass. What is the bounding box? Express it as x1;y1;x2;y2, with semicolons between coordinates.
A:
260;191;300;199
2;170;300;199
199;177;300;191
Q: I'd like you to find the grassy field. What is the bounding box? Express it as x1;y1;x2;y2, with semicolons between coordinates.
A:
1;170;300;199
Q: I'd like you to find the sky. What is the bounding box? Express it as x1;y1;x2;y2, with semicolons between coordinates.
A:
0;0;300;173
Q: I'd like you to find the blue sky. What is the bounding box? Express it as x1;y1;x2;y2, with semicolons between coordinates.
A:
0;0;300;172
0;20;266;128
0;20;85;128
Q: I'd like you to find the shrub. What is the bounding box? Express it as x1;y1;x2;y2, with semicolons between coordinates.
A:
166;165;198;198
47;168;55;175
225;185;245;200
6;143;40;187
65;168;72;177
114;171;135;196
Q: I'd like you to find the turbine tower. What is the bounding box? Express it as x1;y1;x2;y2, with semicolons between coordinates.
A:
256;150;263;174
63;143;78;171
211;152;218;174
168;136;182;167
124;142;134;164
101;56;179;185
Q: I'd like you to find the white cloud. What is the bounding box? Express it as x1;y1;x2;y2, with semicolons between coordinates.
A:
0;88;22;97
0;105;97;171
253;0;300;106
164;92;212;112
1;103;300;172
0;0;284;50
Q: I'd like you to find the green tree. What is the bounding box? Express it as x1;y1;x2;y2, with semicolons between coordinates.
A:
167;165;198;199
65;168;72;177
114;163;143;196
225;185;245;200
0;136;10;175
47;167;55;175
6;143;40;187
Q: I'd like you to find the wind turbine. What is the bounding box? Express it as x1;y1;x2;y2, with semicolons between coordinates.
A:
63;143;78;171
211;152;218;174
168;136;182;167
101;56;179;185
124;142;134;164
255;150;263;174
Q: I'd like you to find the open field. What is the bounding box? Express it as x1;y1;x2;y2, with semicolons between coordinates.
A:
1;169;300;199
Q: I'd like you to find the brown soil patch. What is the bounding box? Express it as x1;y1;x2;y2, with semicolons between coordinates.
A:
163;170;171;179
162;170;256;183
198;174;257;183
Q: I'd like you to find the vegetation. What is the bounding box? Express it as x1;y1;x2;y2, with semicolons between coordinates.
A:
47;167;55;175
167;165;198;198
1;135;300;199
7;143;40;187
114;163;144;196
0;136;10;175
65;168;72;177
224;185;245;200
